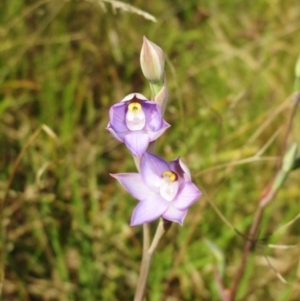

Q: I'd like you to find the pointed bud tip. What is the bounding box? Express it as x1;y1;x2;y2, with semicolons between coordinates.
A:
295;55;300;78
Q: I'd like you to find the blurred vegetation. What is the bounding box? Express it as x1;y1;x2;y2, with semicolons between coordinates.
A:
0;0;300;300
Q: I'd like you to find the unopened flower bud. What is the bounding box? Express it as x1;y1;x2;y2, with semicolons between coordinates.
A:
282;142;298;173
140;36;165;83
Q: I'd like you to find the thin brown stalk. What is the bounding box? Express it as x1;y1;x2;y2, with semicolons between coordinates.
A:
228;205;264;300
224;92;300;301
213;266;230;301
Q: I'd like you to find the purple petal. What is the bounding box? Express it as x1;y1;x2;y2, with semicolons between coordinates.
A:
147;120;170;141
162;205;187;225
172;182;202;210
142;101;163;131
106;125;124;142
131;197;168;226
124;132;150;156
109;102;128;133
170;158;191;181
141;152;169;190
111;173;157;201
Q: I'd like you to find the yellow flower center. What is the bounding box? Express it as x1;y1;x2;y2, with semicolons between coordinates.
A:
126;102;145;131
128;102;142;113
163;170;177;182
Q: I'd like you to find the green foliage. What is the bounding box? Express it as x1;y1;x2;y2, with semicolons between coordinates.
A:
0;0;300;300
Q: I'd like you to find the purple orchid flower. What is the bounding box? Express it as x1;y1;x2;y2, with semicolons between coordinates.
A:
106;93;170;157
111;152;202;226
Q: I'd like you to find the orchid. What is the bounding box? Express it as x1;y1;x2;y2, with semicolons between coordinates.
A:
111;152;202;226
106;93;170;157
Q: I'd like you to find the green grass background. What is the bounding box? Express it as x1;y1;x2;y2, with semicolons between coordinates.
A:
1;0;300;300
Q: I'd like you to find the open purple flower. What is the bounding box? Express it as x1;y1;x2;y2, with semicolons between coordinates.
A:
106;93;170;157
111;152;202;226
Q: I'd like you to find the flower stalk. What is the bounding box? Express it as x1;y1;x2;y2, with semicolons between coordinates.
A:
134;219;172;301
107;36;201;301
134;37;172;301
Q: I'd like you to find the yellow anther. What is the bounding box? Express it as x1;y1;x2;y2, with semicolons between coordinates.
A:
163;170;177;182
128;102;142;112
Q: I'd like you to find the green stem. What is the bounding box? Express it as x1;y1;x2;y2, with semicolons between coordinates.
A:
134;65;169;301
149;81;163;99
134;219;172;301
143;223;150;255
